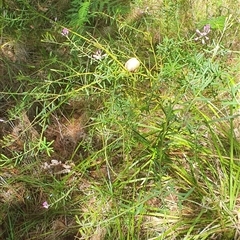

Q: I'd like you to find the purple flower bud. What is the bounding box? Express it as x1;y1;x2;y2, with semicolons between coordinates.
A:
203;24;210;34
42;201;50;209
61;28;69;36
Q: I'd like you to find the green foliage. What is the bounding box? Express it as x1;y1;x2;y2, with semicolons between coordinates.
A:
68;0;91;28
68;0;130;31
1;0;240;239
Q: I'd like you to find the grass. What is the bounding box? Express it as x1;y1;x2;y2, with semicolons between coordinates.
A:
1;0;240;239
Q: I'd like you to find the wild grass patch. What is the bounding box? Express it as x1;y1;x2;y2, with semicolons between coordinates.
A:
1;0;240;239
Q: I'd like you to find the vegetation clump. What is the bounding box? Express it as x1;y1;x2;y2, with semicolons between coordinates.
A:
1;0;240;239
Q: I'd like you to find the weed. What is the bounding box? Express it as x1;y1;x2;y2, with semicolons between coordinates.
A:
1;0;240;239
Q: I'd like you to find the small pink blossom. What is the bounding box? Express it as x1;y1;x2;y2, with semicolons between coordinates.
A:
42;201;50;209
194;24;211;44
61;28;69;36
92;49;107;60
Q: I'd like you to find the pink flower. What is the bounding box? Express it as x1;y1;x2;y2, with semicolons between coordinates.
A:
61;28;69;36
92;49;107;60
42;201;50;209
194;24;211;44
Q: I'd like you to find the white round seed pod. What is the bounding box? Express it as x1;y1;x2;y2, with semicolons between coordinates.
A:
125;57;140;72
